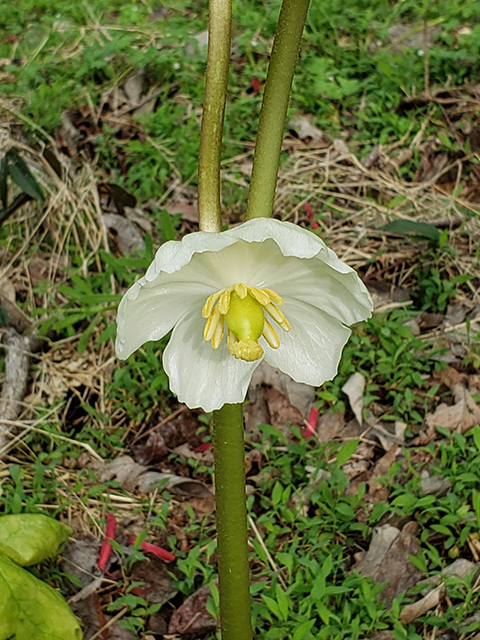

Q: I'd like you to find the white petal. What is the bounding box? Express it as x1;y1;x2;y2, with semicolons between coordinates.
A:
262;254;372;326
145;219;325;282
115;272;210;359
163;309;260;412
263;298;352;386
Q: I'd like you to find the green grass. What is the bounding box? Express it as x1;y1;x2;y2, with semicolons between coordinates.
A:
2;0;480;199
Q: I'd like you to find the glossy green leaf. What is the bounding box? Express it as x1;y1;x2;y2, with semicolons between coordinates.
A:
7;151;43;201
0;156;8;209
0;514;71;566
0;554;82;640
382;220;441;244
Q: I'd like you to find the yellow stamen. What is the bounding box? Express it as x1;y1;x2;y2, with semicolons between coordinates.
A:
212;319;224;349
218;289;231;315
265;302;290;331
262;288;284;305
233;282;248;299
202;282;290;361
202;290;224;318
249;287;271;306
262;317;280;349
204;307;222;342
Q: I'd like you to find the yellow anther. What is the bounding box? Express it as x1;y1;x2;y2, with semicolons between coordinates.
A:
211;319;224;349
234;283;248;299
202;290;223;318
265;302;290;331
249;287;271;306
262;318;280;349
204;307;222;342
218;289;231;315
202;282;290;360
262;288;284;305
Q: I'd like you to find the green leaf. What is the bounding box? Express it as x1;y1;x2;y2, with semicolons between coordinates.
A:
0;553;82;640
7;151;43;201
336;439;359;466
471;426;480;452
293;618;316;640
381;220;441;244
0;156;8;209
0;514;71;566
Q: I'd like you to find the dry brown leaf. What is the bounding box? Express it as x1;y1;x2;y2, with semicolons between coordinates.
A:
103;213;145;255
288;116;324;143
316;410;346;443
249;362;315;418
342;372;365;425
165;201;198;223
399;558;477;623
100;456;213;497
399;584;445;624
367;444;398;503
354;522;423;606
168;581;217;635
425;385;480;433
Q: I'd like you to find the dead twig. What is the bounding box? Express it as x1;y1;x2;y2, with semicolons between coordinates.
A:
0;327;35;453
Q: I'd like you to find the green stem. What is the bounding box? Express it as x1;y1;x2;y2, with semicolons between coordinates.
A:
213;403;252;640
198;0;232;233
246;0;311;220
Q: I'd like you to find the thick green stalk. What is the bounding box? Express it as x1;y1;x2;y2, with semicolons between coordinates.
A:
198;0;232;233
213;403;252;640
246;0;311;220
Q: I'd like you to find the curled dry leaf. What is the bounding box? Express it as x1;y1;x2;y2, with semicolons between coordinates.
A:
341;372;365;426
168;581;217;636
100;455;212;497
249;361;315;418
288;116;325;144
399;558;477;623
426;383;480;433
103;213;145;255
354;522;423;606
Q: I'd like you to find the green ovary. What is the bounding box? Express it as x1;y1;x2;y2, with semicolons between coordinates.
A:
224;292;264;342
202;282;288;362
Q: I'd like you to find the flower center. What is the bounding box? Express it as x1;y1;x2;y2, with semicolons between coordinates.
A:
202;283;290;361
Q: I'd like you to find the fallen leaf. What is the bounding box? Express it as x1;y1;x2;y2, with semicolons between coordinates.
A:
168;581;217;635
288;116;324;143
249;361;315;418
367;444;398;503
315;410;346;443
399;558;478;623
425;385;480;433
103;213;145;255
100;455;213;497
399;584;445;624
342;372;365;425
124;69;145;104
419;474;452;496
354;522;423;606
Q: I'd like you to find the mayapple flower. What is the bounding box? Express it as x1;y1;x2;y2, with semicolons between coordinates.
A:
116;218;373;412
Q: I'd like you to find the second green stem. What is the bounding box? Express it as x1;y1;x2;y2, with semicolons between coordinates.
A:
213;403;252;640
246;0;311;220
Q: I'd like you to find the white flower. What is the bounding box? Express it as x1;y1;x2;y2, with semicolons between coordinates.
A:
115;218;373;412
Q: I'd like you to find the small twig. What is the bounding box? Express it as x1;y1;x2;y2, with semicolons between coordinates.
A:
130;405;186;445
87;606;128;640
247;514;288;590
